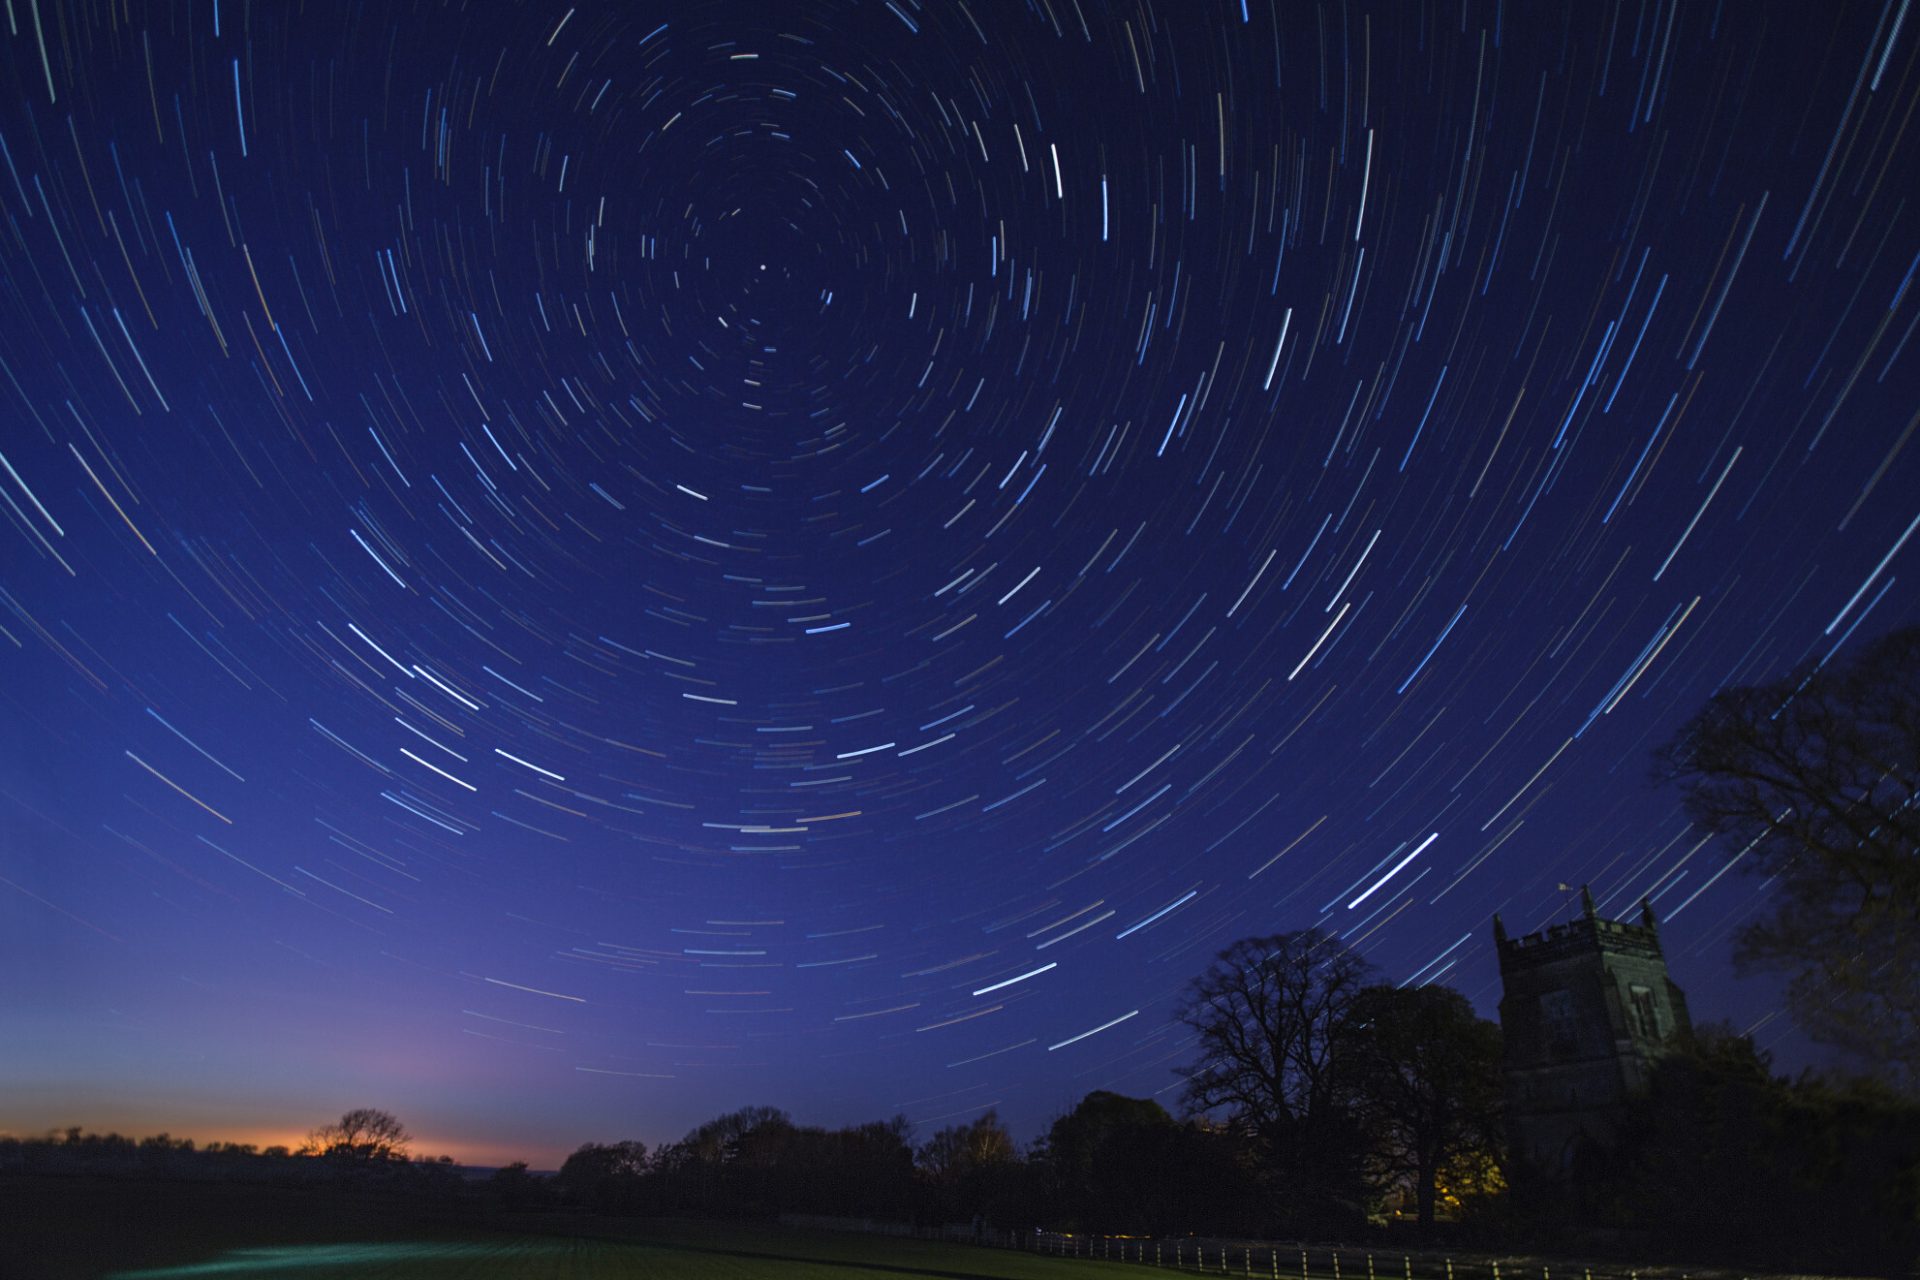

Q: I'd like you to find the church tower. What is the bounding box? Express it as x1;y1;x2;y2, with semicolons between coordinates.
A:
1494;887;1692;1174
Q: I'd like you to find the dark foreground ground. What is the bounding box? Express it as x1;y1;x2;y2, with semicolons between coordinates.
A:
0;1177;1884;1280
8;1176;1124;1280
4;1177;466;1279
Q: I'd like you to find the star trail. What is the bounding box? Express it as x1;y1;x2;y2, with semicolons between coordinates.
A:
2;0;1917;1165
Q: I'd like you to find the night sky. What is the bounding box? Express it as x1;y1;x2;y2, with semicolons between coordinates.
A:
3;0;1918;1169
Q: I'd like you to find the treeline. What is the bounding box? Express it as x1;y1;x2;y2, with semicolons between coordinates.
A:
580;1044;1920;1273
546;1096;1260;1234
0;1127;472;1198
0;1104;1246;1232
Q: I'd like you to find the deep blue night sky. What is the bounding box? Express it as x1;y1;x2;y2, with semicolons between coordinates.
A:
3;0;1917;1166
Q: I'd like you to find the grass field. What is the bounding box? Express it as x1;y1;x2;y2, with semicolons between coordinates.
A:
2;1177;1145;1280
5;1177;1848;1280
103;1235;1139;1280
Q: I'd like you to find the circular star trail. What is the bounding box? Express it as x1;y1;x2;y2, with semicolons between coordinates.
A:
2;0;1917;1160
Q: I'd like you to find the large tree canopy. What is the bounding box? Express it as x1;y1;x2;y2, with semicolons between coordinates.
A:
1658;626;1920;1079
1176;930;1376;1138
1334;984;1504;1228
1175;930;1377;1230
1043;1091;1176;1232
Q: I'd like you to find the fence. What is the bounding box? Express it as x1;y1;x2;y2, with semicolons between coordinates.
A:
780;1218;1674;1280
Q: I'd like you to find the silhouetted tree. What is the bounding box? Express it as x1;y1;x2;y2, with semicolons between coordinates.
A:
648;1106;799;1215
638;1106;928;1220
555;1140;648;1212
303;1108;411;1162
1596;1025;1920;1272
678;1104;791;1164
1176;930;1377;1233
777;1118;914;1219
916;1110;1018;1225
1658;626;1920;1081
1043;1091;1177;1232
410;1153;466;1201
1334;983;1504;1228
489;1160;544;1210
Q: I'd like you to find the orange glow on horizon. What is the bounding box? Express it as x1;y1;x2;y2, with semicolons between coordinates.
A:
0;1121;555;1170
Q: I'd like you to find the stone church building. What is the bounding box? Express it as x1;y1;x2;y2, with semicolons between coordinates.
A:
1494;887;1692;1174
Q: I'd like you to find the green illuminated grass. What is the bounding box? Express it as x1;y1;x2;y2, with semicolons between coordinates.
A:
107;1240;575;1277
103;1229;1150;1279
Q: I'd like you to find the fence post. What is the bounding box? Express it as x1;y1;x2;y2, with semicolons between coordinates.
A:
1492;1264;1501;1280
1368;1255;1376;1280
1301;1249;1309;1280
1406;1258;1413;1280
1446;1262;1454;1280
1247;1246;1253;1277
1334;1252;1342;1280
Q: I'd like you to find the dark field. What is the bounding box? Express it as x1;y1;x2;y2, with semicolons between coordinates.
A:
2;1177;1141;1280
3;1178;1878;1280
